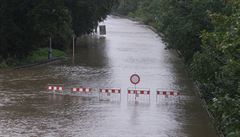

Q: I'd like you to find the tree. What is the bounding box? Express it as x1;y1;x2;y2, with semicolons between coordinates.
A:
0;0;115;64
65;0;114;36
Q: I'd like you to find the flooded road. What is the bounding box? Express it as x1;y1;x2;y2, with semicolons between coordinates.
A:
0;16;218;137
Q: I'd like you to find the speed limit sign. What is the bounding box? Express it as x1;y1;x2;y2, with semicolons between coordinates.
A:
130;74;140;85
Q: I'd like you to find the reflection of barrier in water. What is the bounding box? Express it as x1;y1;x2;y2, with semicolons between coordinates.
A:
156;89;180;103
127;88;150;102
99;88;121;101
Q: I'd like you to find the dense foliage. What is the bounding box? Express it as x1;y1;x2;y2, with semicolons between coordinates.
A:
114;0;240;136
0;0;114;65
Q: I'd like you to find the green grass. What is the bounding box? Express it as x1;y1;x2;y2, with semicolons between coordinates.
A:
0;48;66;68
27;48;66;63
0;48;66;69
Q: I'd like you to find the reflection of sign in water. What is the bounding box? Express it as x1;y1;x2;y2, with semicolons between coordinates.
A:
99;25;106;35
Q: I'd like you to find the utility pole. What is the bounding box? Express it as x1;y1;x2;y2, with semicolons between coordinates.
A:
48;37;52;60
72;35;75;64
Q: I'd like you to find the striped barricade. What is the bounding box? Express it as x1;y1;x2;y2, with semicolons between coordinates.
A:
127;88;150;102
47;85;64;91
99;88;121;101
156;89;180;101
47;84;64;94
71;87;92;93
71;87;92;96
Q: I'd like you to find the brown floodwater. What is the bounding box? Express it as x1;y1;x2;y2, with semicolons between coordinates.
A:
0;16;218;137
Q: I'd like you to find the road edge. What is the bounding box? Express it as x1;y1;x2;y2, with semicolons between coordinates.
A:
14;58;65;69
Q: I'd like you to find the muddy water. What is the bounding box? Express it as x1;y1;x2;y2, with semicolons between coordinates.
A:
0;16;217;137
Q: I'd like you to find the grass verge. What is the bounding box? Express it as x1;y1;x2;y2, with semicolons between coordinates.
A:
0;48;66;68
26;48;66;63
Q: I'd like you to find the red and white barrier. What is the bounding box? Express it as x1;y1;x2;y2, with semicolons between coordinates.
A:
99;88;121;101
156;90;180;96
156;89;180;102
128;89;150;95
100;88;121;94
127;88;150;102
72;87;92;93
47;85;64;91
45;83;183;103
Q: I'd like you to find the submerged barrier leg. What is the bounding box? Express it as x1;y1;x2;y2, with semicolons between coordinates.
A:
120;92;121;101
99;91;100;101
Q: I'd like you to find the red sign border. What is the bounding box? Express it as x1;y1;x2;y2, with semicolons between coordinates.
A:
130;74;140;85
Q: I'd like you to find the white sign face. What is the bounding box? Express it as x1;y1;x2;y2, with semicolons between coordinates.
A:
130;74;140;85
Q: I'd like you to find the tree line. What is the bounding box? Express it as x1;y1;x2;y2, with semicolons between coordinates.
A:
114;0;239;136
0;0;115;65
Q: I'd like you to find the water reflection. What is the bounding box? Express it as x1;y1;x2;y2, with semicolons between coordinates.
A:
74;36;109;67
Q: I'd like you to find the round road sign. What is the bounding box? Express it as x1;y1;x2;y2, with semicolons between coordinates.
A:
130;74;140;85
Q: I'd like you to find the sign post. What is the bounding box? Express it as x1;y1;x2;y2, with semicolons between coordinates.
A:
48;37;52;60
72;35;75;64
130;74;140;100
